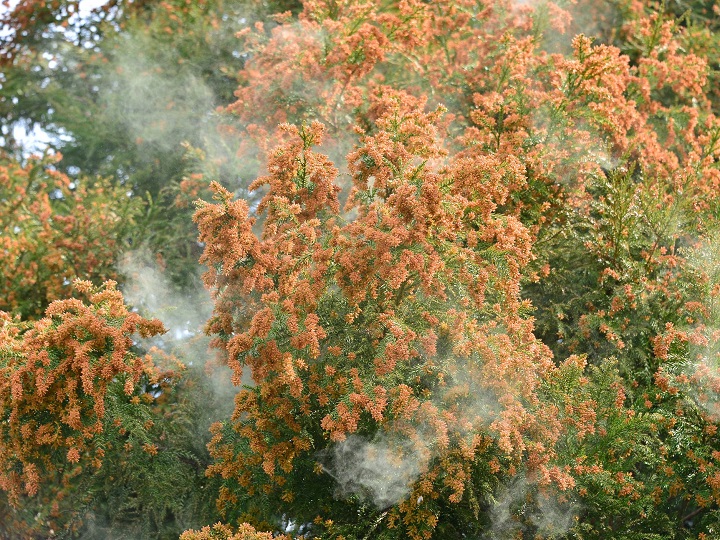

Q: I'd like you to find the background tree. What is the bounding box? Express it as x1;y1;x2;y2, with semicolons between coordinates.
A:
0;152;140;319
1;0;300;288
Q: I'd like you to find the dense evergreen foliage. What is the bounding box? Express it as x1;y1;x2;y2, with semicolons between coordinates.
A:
3;0;720;538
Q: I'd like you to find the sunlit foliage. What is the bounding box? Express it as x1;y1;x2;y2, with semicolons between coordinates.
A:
3;0;720;539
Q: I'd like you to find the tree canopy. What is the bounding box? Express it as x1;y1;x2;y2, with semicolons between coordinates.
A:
3;0;720;538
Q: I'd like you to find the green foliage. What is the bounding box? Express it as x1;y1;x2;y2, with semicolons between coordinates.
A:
4;0;720;539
